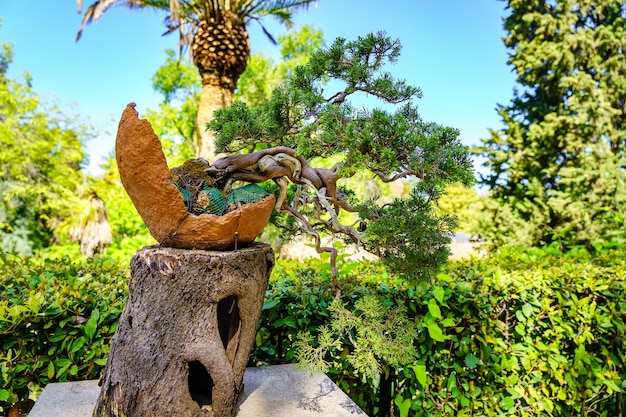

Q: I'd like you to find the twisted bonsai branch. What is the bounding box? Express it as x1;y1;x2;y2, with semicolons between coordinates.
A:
205;146;363;296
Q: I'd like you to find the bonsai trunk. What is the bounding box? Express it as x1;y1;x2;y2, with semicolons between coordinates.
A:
93;243;274;417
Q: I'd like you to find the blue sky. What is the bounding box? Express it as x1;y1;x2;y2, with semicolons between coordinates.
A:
1;1;516;176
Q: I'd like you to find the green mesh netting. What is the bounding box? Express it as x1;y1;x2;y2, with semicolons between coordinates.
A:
226;184;270;207
178;186;191;206
201;186;227;215
170;166;269;215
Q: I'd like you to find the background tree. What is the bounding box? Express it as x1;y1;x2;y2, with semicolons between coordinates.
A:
208;32;475;289
86;158;156;262
145;48;201;167
234;24;325;106
0;40;94;256
437;183;481;234
76;0;316;161
476;0;626;248
141;24;324;166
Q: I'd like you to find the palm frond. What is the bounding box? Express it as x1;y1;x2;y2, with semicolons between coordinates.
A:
76;0;316;47
169;0;181;22
240;0;315;45
76;0;146;41
240;0;314;21
76;0;120;42
254;0;315;15
250;17;278;44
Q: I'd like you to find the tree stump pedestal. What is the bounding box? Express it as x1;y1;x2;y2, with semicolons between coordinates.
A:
93;243;274;417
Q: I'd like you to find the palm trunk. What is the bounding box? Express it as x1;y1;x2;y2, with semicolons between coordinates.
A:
196;83;234;162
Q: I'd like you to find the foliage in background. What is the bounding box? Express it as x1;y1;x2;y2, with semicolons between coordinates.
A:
0;39;93;256
235;24;326;107
437;183;481;234
476;1;626;249
87;159;156;263
0;255;128;414
145;49;200;166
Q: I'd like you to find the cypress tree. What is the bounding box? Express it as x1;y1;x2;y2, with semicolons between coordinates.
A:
478;0;626;248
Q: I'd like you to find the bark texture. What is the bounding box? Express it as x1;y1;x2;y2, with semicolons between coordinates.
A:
196;84;233;161
93;243;274;417
69;194;113;257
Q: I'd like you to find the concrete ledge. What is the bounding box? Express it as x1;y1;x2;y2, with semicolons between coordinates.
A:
29;364;367;417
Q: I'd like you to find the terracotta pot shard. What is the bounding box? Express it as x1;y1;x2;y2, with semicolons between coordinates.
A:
115;103;275;250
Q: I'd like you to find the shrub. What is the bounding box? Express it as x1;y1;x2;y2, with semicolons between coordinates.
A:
2;246;625;417
0;254;128;414
254;248;626;416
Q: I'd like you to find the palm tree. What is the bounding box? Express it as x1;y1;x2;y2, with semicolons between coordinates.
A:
76;0;316;160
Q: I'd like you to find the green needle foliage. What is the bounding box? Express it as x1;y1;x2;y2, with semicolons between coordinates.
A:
210;32;475;282
476;1;626;249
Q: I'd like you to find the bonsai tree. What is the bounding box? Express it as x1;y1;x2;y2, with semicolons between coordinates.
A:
207;31;475;294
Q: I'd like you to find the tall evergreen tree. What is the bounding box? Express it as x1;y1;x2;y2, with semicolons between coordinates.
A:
477;0;626;248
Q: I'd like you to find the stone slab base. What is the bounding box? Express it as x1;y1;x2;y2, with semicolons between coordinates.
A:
28;364;367;417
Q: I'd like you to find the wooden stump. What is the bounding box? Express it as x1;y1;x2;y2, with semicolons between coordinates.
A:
93;243;274;417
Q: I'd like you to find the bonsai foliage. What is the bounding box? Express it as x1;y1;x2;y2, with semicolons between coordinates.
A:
208;32;474;291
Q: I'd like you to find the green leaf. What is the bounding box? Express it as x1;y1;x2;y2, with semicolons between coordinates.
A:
410;364;427;388
49;331;66;343
436;273;453;282
55;358;71;367
84;310;99;340
522;303;533;318
339;261;359;275
283;316;297;329
432;286;445;304
427;322;448;342
0;389;10;401
47;361;55;379
394;396;412;417
501;396;515;411
55;358;72;377
262;298;280;310
464;353;479;369
427;298;441;319
70;337;86;353
447;371;457;391
441;318;456;327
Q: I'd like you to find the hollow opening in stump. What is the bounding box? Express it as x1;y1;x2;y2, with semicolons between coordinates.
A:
217;295;241;364
188;360;214;408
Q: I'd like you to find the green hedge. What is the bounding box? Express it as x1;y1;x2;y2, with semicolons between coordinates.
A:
254;248;626;416
0;255;128;413
2;248;625;417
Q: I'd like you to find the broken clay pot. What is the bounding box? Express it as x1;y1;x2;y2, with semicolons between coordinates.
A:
115;103;275;250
